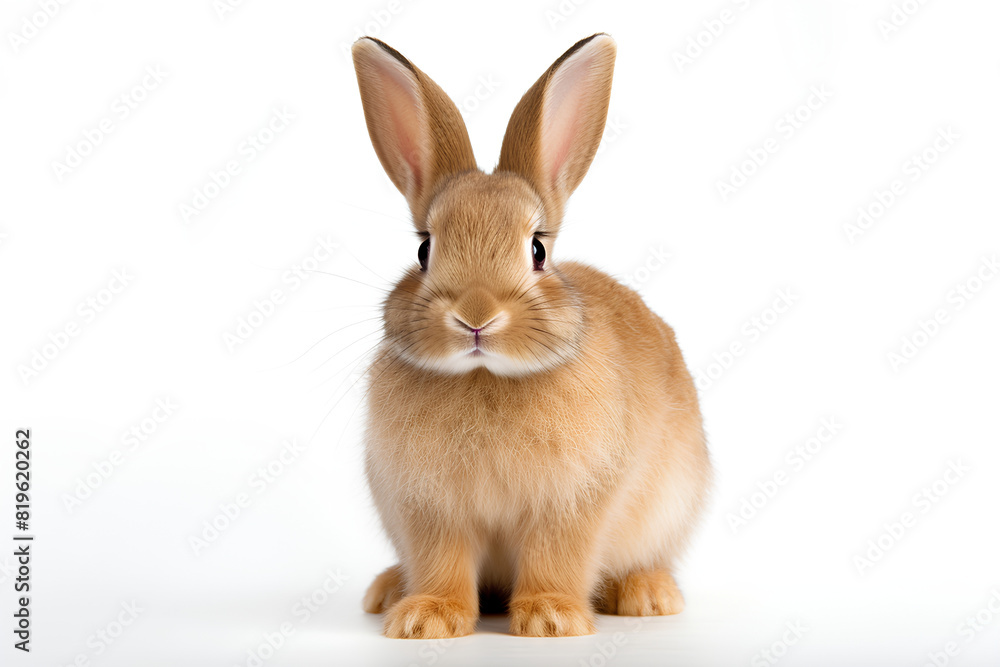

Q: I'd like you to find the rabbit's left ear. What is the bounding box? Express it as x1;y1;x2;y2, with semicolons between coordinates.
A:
352;37;479;226
497;34;616;227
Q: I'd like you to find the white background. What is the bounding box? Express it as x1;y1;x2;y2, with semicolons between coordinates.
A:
2;0;999;665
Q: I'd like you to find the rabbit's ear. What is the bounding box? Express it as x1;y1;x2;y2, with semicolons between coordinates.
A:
352;37;478;225
497;34;616;227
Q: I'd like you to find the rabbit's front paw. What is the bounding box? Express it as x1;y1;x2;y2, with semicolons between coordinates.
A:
509;593;595;637
384;594;477;639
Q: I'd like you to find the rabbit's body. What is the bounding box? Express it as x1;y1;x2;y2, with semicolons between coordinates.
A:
365;258;709;586
351;34;711;638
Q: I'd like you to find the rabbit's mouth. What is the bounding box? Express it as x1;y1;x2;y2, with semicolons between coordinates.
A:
465;342;488;358
452;312;503;357
385;276;585;377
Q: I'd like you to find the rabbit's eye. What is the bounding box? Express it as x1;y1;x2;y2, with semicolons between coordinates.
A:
418;238;430;271
532;237;546;271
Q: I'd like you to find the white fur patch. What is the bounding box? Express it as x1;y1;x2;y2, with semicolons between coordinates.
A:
399;347;554;378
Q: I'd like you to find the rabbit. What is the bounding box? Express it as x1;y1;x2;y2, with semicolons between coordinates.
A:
351;33;712;639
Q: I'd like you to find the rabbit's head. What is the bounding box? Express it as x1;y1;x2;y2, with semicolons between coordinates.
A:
352;34;616;376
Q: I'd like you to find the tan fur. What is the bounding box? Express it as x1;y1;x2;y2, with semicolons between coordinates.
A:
595;569;686;616
362;564;404;613
352;37;478;225
351;34;712;639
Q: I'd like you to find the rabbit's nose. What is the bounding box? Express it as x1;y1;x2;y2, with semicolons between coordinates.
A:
453;314;498;333
451;288;502;332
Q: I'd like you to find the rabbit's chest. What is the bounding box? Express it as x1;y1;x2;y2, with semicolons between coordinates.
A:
369;385;622;517
363;354;635;521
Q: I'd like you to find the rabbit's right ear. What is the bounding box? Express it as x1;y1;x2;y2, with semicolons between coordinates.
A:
352;38;478;226
497;34;616;229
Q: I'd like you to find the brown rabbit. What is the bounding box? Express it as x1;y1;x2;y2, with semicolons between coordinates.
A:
351;33;712;639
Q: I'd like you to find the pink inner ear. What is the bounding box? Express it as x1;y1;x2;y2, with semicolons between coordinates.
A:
542;52;596;189
379;63;425;195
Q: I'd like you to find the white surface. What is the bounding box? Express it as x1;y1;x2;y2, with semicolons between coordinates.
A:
2;0;999;665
